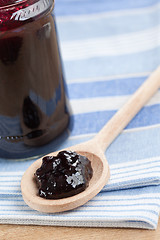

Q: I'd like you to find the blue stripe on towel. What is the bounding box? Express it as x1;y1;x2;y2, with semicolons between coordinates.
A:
55;0;159;16
69;104;160;135
68;76;147;98
56;5;160;41
63;48;160;81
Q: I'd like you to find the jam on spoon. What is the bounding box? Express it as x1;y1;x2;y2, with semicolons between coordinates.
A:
34;150;93;199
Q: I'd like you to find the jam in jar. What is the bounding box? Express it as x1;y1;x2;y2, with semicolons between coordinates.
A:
0;0;70;159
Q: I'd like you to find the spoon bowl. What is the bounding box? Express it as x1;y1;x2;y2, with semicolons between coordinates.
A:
21;140;109;213
21;67;160;213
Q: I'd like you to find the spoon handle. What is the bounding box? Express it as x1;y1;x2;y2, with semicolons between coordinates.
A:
93;66;160;152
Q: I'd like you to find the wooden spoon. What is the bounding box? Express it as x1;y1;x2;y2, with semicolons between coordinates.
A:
21;67;160;213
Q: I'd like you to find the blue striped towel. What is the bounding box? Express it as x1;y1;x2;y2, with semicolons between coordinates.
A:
1;0;160;229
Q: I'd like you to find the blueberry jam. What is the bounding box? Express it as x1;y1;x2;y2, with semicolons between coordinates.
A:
0;0;70;159
34;151;93;199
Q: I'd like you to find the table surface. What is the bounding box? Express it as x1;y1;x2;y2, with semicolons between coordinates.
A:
1;222;160;240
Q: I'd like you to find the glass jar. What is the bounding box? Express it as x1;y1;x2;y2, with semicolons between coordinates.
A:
0;0;71;159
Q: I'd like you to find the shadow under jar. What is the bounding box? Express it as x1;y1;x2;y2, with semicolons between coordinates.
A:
0;0;71;159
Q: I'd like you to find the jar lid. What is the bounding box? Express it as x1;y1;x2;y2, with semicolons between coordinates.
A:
0;0;54;31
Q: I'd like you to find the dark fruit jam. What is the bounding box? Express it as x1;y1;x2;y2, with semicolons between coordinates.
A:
0;0;70;159
34;151;93;199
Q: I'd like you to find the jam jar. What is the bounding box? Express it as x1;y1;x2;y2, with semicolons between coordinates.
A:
0;0;71;159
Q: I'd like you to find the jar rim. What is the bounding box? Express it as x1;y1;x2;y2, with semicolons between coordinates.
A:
0;0;54;31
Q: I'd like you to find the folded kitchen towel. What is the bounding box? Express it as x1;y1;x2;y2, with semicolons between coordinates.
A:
0;170;160;229
1;0;160;229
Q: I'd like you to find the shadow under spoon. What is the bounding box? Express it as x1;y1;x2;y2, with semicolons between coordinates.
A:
21;67;160;213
